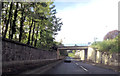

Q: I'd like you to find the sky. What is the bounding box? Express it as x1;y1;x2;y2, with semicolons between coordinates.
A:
54;0;119;45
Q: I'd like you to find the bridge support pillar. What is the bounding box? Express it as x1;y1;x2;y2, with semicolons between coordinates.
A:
57;49;60;59
84;49;88;61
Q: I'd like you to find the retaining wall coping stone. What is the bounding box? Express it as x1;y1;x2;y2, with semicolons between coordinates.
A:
3;59;58;67
2;38;48;51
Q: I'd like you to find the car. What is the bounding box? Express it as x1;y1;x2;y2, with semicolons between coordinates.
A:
64;57;72;63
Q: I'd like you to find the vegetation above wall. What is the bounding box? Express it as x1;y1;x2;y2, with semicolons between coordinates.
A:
91;33;120;53
2;1;63;51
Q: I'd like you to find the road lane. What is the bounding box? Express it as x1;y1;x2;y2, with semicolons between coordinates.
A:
43;59;118;74
43;61;87;74
74;61;117;74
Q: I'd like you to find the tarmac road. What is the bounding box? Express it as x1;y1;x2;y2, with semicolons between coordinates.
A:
43;57;118;74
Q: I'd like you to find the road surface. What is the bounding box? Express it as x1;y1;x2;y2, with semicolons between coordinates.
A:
43;57;118;74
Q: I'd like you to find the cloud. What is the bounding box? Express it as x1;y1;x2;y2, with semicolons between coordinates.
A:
55;0;119;44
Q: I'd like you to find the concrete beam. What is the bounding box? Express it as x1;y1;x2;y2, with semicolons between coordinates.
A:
58;46;88;50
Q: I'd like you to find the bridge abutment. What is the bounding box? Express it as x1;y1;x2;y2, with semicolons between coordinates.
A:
57;49;60;59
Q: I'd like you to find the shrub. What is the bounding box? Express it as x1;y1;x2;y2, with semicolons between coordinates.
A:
91;34;120;53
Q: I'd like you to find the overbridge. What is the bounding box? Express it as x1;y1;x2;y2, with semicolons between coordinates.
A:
58;46;88;50
57;46;88;59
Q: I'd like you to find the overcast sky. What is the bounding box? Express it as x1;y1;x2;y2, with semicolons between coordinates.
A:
54;0;119;45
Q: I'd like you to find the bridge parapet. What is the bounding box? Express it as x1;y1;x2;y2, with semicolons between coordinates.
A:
58;46;88;50
56;46;88;59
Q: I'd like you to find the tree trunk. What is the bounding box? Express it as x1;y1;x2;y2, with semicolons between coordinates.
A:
27;19;33;45
19;7;25;42
11;2;19;39
3;2;13;38
34;26;39;47
2;3;8;36
31;22;35;45
9;16;13;39
34;39;37;47
1;2;3;8
39;29;43;45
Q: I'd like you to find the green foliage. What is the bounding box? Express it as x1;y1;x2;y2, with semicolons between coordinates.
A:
68;53;75;58
2;2;63;51
91;34;120;53
72;50;76;54
68;50;76;57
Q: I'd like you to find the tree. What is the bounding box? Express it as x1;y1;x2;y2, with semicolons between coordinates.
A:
3;2;13;38
91;33;120;53
10;2;19;39
104;30;120;40
2;2;63;51
19;3;26;42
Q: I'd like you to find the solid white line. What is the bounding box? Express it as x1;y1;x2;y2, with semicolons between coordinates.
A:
74;62;88;72
92;64;95;65
80;66;88;72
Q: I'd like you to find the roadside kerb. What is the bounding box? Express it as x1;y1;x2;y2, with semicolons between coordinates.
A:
21;59;64;74
2;59;59;74
82;61;119;73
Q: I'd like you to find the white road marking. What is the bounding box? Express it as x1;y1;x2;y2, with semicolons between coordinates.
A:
74;62;88;72
80;66;88;72
92;64;95;65
75;63;79;65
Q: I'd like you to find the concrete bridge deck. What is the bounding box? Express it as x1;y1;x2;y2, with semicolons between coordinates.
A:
58;46;88;50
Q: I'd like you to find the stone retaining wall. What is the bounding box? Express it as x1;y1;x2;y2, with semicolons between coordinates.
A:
87;47;120;66
2;38;57;61
2;59;59;74
74;47;120;67
2;38;59;74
